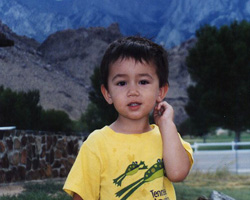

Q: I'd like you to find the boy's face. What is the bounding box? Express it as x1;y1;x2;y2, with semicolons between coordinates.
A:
101;57;168;122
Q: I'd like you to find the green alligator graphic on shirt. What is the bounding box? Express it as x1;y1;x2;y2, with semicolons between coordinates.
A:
114;159;164;200
113;161;148;186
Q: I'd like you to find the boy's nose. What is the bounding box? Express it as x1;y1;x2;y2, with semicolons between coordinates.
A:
127;85;139;96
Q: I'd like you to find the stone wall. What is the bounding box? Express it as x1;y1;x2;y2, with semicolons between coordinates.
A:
0;129;86;183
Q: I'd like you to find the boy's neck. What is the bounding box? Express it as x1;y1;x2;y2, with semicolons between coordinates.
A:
109;117;152;134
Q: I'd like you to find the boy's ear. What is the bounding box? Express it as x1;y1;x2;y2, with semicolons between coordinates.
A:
157;84;168;103
101;84;113;104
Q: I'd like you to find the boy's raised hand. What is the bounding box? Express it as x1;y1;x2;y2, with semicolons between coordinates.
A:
153;101;174;127
154;101;191;182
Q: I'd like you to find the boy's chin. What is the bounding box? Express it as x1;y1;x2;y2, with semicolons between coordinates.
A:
119;114;149;121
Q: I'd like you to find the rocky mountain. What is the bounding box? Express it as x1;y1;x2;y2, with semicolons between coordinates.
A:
0;0;249;48
166;38;196;124
0;21;122;120
0;20;194;124
37;23;121;89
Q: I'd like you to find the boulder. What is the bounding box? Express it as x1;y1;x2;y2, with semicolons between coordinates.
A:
210;190;236;200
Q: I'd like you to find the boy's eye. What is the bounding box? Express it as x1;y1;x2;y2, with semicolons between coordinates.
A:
139;80;149;85
117;81;126;86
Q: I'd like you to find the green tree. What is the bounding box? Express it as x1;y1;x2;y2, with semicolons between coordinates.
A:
41;109;73;132
185;20;250;141
0;86;73;132
0;87;42;129
80;67;117;132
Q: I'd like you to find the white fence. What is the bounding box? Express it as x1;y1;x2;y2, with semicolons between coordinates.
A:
191;141;250;152
191;142;250;174
0;126;16;131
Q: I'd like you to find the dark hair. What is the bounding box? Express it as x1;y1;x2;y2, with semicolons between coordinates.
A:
100;36;169;89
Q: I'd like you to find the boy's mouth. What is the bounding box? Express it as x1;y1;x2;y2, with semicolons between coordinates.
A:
128;102;141;107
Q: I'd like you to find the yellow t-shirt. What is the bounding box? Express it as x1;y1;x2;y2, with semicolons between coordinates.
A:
63;125;193;200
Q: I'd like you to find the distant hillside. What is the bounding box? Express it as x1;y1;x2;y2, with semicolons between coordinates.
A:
0;0;249;48
0;21;195;124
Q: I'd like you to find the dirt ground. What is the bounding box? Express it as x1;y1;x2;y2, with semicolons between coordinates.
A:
0;178;65;197
0;185;24;196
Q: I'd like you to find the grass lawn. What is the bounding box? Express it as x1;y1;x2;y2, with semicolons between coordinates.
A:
183;131;250;145
175;170;250;200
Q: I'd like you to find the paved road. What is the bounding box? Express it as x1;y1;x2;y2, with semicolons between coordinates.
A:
191;150;250;174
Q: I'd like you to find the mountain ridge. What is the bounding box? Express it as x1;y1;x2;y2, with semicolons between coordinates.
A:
0;21;122;121
0;21;194;124
1;0;249;48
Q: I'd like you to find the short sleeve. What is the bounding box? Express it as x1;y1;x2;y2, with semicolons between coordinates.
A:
180;135;194;167
63;143;101;200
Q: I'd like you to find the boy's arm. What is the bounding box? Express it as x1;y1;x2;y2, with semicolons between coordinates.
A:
73;193;83;200
154;101;191;182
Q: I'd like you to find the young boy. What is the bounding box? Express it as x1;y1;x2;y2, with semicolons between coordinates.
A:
63;36;193;200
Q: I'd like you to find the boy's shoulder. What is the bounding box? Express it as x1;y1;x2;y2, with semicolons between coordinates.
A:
87;126;108;139
85;126;115;144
